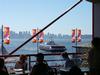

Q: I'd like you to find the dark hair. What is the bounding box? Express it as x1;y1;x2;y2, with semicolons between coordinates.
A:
20;54;27;60
61;52;68;59
0;58;4;68
36;53;44;60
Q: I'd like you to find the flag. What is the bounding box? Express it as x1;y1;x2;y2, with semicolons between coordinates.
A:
77;29;81;42
39;31;44;43
32;29;37;43
32;29;44;43
71;29;76;43
4;27;10;44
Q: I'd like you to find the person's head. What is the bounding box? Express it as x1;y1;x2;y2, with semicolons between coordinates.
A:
61;52;68;59
92;37;100;48
20;55;27;62
36;53;44;63
0;58;4;69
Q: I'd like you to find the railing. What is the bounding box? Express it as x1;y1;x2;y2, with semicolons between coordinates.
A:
0;53;82;70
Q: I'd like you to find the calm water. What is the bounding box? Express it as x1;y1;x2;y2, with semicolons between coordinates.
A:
2;38;91;54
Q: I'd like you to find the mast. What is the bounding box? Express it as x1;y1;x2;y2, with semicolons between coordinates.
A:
1;25;4;55
37;28;39;53
75;28;78;53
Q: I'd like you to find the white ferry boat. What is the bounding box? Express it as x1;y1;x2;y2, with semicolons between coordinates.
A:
39;40;66;52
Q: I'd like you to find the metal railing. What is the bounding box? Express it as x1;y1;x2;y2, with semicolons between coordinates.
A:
0;53;82;70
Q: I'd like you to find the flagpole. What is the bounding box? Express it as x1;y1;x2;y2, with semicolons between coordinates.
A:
37;28;39;53
1;25;3;55
75;28;78;53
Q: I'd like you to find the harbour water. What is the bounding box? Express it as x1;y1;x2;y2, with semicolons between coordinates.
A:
2;37;91;54
0;37;91;69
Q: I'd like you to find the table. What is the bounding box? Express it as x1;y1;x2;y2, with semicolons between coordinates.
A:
9;69;30;75
60;67;89;75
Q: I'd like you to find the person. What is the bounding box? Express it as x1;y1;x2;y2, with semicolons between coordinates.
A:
15;54;27;70
30;53;54;75
69;66;83;75
0;58;9;75
61;52;75;68
88;37;100;75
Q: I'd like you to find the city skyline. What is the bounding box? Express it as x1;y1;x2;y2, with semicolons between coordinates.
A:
0;29;92;40
0;0;92;35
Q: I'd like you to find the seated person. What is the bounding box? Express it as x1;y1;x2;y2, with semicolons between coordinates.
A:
69;66;83;75
0;58;9;75
61;52;75;68
15;54;27;70
30;53;54;75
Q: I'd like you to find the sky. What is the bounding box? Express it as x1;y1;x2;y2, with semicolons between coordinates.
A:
0;0;92;35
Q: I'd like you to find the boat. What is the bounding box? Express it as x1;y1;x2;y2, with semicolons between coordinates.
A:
39;40;66;52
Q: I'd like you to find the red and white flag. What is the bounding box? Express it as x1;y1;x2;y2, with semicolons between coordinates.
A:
77;29;81;42
32;29;44;43
32;29;37;43
4;27;10;44
39;31;44;43
71;29;76;43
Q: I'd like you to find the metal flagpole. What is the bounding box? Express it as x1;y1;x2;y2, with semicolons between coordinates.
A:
75;28;78;53
1;25;4;55
37;28;39;53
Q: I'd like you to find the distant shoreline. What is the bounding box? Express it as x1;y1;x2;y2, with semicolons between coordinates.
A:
0;32;92;40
